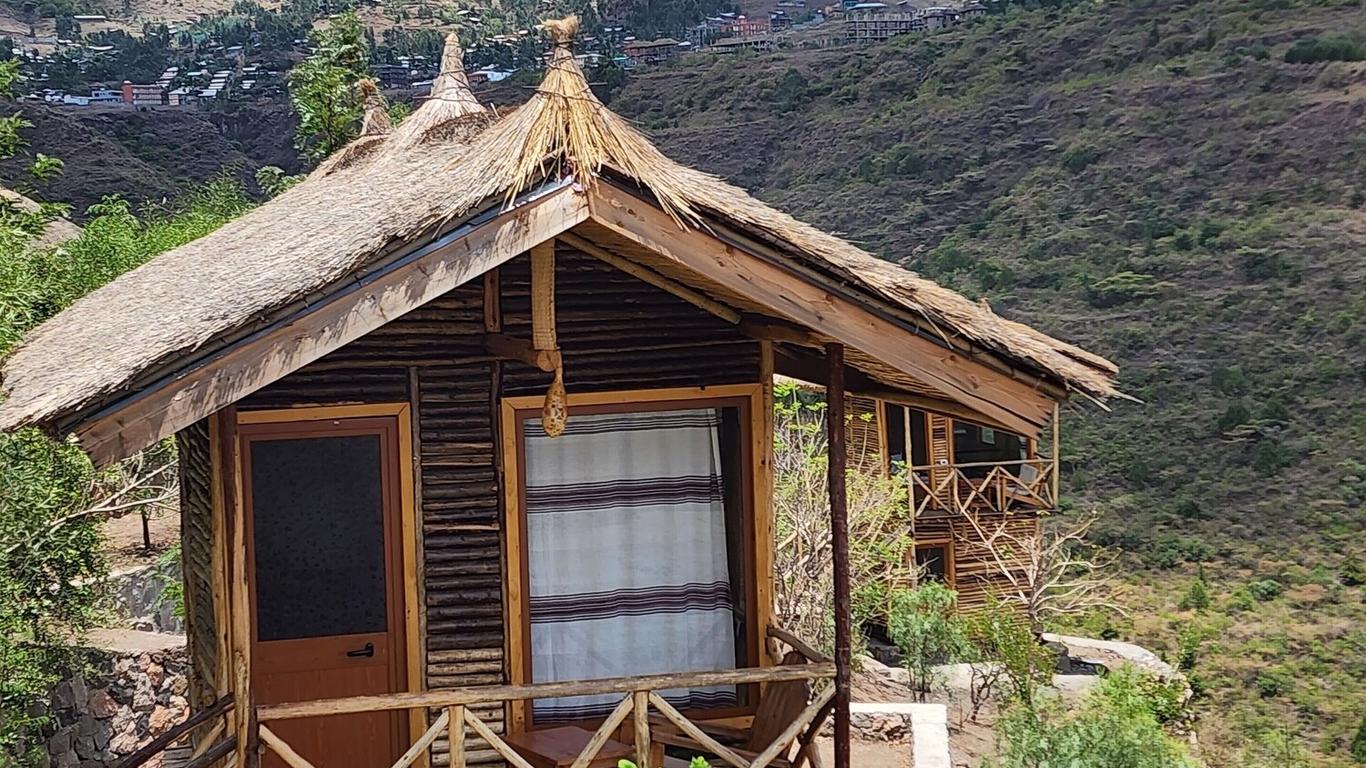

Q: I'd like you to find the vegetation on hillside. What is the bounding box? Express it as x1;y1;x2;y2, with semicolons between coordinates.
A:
604;0;1365;763
0;58;252;764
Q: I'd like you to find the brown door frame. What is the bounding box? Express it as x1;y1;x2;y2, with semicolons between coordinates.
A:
226;403;425;759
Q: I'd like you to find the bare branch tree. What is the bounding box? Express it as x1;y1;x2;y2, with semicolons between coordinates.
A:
954;512;1123;632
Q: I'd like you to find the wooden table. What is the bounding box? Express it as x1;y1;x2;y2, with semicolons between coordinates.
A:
503;725;642;768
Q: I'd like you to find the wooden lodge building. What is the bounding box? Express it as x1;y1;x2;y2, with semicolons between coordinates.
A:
0;20;1118;768
780;378;1068;612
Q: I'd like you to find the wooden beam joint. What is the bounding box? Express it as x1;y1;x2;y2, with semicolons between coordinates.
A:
482;333;561;372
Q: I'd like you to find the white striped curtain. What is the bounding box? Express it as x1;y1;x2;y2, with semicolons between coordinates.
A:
523;408;738;721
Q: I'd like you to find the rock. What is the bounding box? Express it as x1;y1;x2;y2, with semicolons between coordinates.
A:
167;676;188;696
145;662;165;689
108;729;142;756
147;706;179;736
94;725;110;751
74;735;97;760
132;679;156;712
87;690;119;719
47;731;73;756
54;750;79;768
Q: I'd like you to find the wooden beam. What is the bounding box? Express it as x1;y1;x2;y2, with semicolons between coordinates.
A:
648;694;748;768
751;686;836;768
448;706;466;768
224;409;255;768
586;186;1053;437
559;232;741;325
463;708;537;768
390;709;450;768
257;664;834;721
774;350;1019;433
258;726;319;768
765;625;831;664
739;316;824;347
826;343;851;768
73;185;591;467
568;695;634;768
482;333;561;372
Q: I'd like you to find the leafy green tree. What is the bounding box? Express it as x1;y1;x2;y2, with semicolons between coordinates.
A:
887;582;970;699
288;10;371;163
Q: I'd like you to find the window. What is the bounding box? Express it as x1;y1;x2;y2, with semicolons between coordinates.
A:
914;543;954;586
883;403;927;471
504;389;760;726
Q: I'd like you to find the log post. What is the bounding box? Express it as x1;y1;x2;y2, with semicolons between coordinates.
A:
1051;402;1061;507
825;343;851;768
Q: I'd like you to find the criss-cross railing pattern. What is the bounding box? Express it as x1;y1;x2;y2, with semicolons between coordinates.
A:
909;458;1056;517
255;665;834;768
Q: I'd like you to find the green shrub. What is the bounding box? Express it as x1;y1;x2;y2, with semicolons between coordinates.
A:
1217;401;1251;432
961;598;1054;711
1351;713;1366;762
990;666;1198;768
1255;668;1292;698
1247;578;1285;602
1239;247;1300;282
1212;366;1250;396
1285;36;1366;64
1178;574;1211;612
887;583;970;698
1252;439;1293;473
1061;144;1100;173
1342;552;1365;587
1086;271;1160;307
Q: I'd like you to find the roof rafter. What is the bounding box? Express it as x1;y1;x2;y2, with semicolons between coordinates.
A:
584;183;1056;438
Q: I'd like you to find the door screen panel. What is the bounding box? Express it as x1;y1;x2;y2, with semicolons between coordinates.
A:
250;434;387;642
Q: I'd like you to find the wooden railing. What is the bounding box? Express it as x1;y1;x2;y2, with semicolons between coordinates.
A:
255;631;834;768
112;693;235;768
908;458;1057;517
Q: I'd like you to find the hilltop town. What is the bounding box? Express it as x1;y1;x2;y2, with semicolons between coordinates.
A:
1;0;990;110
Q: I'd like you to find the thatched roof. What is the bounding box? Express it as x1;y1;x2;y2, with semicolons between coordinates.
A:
0;17;1118;444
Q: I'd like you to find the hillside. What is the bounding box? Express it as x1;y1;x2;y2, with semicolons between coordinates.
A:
603;2;1365;764
3;0;1363;763
0;100;298;216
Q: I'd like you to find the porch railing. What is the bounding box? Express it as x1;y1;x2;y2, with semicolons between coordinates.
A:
255;630;834;768
907;458;1057;517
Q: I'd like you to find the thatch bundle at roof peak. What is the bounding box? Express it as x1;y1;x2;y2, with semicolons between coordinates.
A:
386;32;490;151
313;78;392;176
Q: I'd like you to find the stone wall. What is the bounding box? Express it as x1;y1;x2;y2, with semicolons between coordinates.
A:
40;636;189;768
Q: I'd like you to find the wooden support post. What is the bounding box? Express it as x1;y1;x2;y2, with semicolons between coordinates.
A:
448;706;466;768
632;691;651;768
224;410;257;768
825;343;851;768
1051;402;1061;508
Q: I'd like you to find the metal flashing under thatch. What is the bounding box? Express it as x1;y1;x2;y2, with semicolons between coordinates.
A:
0;16;1119;463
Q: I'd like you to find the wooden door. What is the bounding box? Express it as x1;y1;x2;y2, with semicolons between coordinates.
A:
239;415;410;768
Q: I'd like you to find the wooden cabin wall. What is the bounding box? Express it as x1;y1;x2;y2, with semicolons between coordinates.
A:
845;396;883;475
229;241;760;767
915;512;1041;613
176;420;219;710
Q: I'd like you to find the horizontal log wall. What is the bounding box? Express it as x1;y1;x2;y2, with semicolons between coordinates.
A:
211;240;760;767
914;512;1040;613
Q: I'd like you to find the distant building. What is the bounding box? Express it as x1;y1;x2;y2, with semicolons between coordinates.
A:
709;35;777;53
847;2;970;42
121;81;164;107
719;14;769;38
961;1;988;19
622;38;684;67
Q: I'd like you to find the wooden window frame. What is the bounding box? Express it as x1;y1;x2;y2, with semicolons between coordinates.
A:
499;384;772;734
912;539;956;588
226;404;426;754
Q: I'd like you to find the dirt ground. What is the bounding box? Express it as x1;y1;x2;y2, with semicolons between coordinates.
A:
100;509;179;570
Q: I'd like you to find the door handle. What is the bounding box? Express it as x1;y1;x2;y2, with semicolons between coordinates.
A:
346;642;375;658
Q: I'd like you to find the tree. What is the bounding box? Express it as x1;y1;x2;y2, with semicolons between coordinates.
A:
956;513;1121;632
288;10;371;163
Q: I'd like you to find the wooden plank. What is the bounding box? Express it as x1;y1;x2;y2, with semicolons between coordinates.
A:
632;691;651;768
568;695;634;768
395;399;426;763
648;694;749;768
258;726;319;768
463;709;538;768
751;686;835;768
755;341;775;667
224;409;255;768
257;664;834;721
586;187;1053;437
392;709;451;768
559;232;742;324
497;397;528;736
112;694;233;768
75;185;590;466
448;706;466;768
207;415;231;699
483;269;501;333
765;626;831;664
826;343;850;768
499;384;764;414
482;333;561;372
